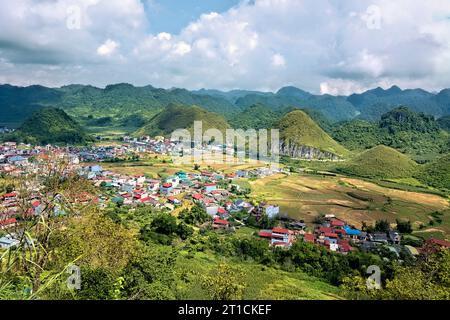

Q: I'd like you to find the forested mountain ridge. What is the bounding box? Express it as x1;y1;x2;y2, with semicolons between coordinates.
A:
0;83;236;128
3;83;450;128
332;107;450;161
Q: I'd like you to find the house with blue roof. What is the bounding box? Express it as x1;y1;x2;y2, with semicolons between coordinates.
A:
175;171;188;179
0;235;20;249
344;226;362;240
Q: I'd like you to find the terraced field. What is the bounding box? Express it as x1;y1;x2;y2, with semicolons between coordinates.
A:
248;173;450;238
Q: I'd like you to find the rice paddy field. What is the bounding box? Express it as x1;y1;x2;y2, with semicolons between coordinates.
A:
99;153;269;177
247;173;450;239
98;154;450;240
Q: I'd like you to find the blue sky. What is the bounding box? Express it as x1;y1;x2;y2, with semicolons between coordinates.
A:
144;0;240;34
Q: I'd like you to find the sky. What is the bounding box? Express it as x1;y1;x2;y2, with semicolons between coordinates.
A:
0;0;450;95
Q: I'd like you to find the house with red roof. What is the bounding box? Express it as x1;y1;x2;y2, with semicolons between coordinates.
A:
258;228;296;247
192;193;204;201
2;192;17;200
167;196;181;205
140;197;153;203
160;183;173;195
304;233;315;243
225;173;236;180
0;217;17;229
213;217;229;229
258;230;273;239
331;219;345;228
338;239;353;254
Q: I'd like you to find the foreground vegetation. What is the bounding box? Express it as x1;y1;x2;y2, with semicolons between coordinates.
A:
1;166;449;300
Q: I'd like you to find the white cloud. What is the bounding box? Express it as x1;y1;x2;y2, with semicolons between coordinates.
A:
271;53;286;67
173;41;192;56
157;32;172;41
97;39;119;56
320;80;369;96
1;0;450;94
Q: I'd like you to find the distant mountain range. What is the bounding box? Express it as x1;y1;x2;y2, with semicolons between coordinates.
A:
2;83;450;128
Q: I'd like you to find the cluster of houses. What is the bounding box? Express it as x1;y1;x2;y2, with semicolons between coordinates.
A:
80;163;281;223
1;141;449;259
256;214;449;259
123;136;180;154
0;142;82;176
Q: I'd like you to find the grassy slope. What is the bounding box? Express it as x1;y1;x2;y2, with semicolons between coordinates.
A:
416;154;450;190
339;145;418;179
278;110;349;157
175;251;341;300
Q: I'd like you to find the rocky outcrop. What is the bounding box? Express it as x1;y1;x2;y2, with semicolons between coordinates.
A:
280;141;340;160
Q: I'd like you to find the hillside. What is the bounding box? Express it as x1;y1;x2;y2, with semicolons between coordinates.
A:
339;145;418;179
229;104;279;129
235;90;358;122
134;104;230;137
438;115;450;131
0;84;62;127
6;107;90;145
278;110;349;159
332;107;450;161
416;154;450;191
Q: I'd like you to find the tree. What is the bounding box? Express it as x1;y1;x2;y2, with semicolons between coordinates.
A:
200;263;246;300
232;237;269;262
122;246;177;300
0;157;103;295
50;212;137;274
313;214;326;225
176;222;194;240
396;219;413;234
76;267;116;300
374;219;390;233
258;213;276;229
179;205;210;225
150;213;177;235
